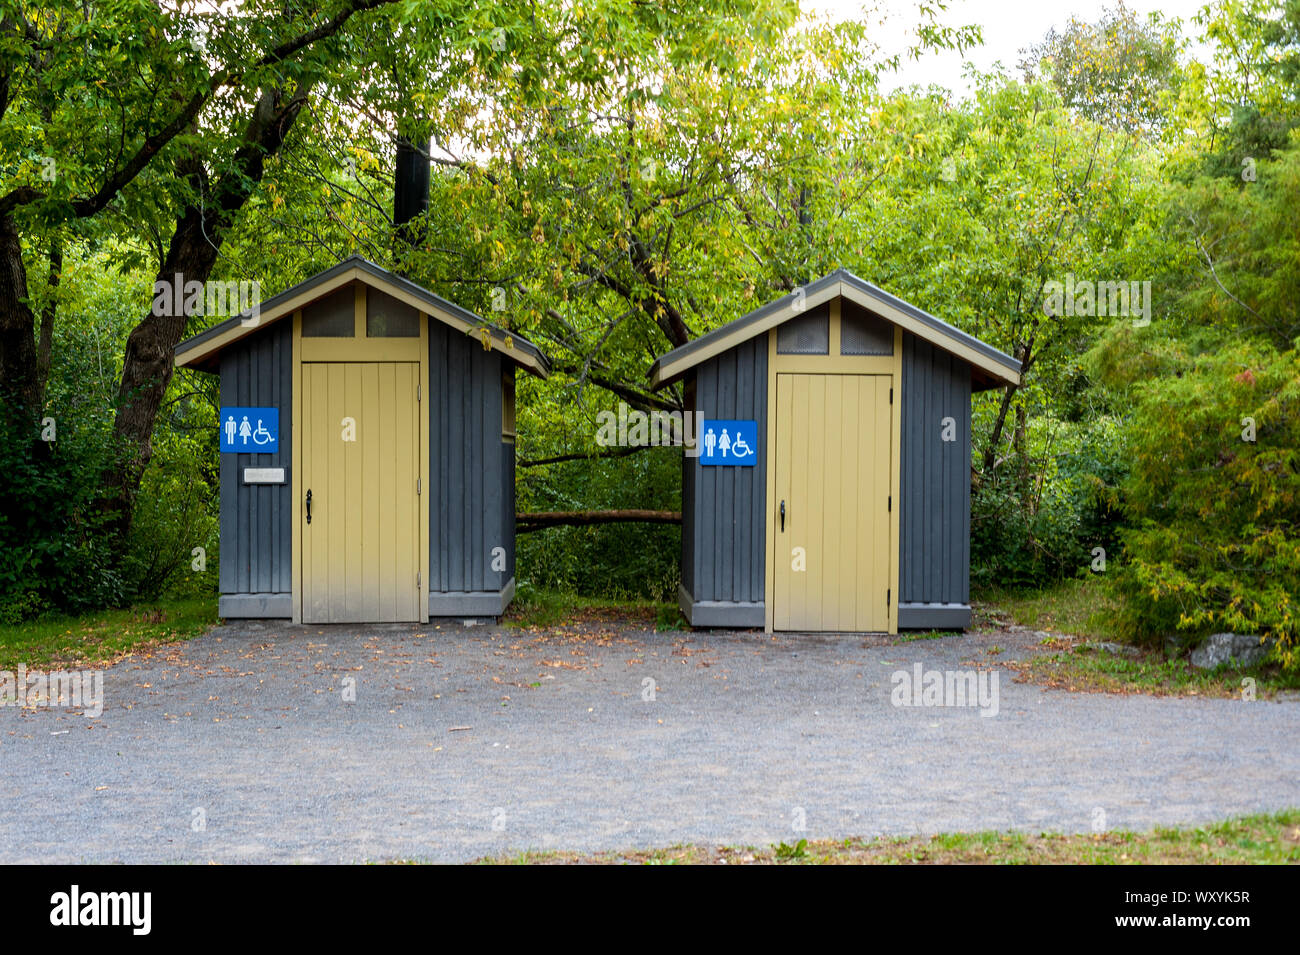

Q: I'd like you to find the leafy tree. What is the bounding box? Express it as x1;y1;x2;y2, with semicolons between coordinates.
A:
1019;2;1185;138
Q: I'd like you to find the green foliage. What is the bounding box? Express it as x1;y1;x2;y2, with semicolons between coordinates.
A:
516;444;681;600
121;413;220;601
0;238;220;621
0;410;124;623
972;406;1127;589
774;839;807;859
1019;3;1186;137
1114;341;1300;669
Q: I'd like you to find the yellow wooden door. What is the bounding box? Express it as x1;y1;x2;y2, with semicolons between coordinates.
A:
301;362;421;623
772;373;892;631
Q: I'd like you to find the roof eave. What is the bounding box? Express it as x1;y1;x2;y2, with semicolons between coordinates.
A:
646;271;1021;389
172;257;550;378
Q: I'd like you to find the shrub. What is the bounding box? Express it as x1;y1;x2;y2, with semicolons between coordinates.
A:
1112;340;1300;669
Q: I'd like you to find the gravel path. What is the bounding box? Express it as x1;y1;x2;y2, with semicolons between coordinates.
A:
2;617;1296;863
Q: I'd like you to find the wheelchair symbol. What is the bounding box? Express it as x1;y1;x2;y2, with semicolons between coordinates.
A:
731;435;753;458
252;419;274;445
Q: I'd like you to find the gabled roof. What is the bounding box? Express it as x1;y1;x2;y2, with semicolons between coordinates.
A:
174;255;550;377
648;269;1020;391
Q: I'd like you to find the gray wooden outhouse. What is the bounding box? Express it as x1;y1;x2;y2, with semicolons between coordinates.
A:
649;269;1020;633
174;256;549;624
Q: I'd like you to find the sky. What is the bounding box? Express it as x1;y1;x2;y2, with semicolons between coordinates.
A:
804;0;1213;95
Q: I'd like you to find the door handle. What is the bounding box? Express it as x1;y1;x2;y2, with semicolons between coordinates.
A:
780;499;785;532
306;489;312;524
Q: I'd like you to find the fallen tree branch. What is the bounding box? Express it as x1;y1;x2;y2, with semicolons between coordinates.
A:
516;509;681;532
519;444;657;468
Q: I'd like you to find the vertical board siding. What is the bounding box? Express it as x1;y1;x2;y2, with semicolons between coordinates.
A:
690;337;767;603
428;323;506;594
900;332;971;605
218;319;292;595
680;418;696;596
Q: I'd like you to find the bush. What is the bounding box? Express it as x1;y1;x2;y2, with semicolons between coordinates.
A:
1112;340;1300;669
971;413;1127;590
0;406;126;618
120;417;219;601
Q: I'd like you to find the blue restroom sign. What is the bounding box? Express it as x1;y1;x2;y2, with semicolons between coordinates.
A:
220;407;278;453
700;419;757;466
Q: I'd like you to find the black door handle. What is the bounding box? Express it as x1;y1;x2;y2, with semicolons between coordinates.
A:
780;499;785;532
306;489;312;524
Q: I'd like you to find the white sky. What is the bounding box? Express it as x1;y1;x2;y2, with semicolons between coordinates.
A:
805;0;1214;95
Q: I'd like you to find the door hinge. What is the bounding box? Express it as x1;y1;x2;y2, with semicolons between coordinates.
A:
888;495;892;512
417;571;421;590
416;477;421;495
889;386;893;404
887;588;891;608
417;383;421;401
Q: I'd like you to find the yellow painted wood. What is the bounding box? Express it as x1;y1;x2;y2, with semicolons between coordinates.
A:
301;361;421;623
417;313;430;622
360;362;379;620
377;363;395;617
772;371;893;632
394;362;418;621
763;329;779;633
301;337;424;362
291;311;302;623
767;354;895;376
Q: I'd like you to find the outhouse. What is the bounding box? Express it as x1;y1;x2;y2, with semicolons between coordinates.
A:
174;255;549;624
648;269;1020;633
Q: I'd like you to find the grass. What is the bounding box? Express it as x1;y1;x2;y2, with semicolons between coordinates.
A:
1019;642;1300;698
974;576;1124;641
504;586;685;630
475;810;1300;864
0;596;218;669
893;629;948;643
977;576;1300;698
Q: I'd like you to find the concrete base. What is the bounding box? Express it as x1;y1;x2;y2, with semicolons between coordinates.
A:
221;578;517;621
678;585;764;628
428;577;515;617
898;602;970;630
219;593;292;618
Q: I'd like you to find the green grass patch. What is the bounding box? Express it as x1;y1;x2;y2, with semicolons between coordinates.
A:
979;577;1300;697
0;596;218;669
475;810;1300;864
1021;641;1300;698
893;629;948;644
975;576;1123;641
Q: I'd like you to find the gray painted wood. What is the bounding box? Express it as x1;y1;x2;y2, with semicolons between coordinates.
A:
685;336;767;604
218;309;514;603
899;332;971;607
428;322;510;595
218;319;292;596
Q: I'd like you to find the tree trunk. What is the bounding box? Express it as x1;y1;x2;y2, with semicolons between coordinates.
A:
0;213;38;424
981;381;1019;477
34;239;61;405
102;85;309;541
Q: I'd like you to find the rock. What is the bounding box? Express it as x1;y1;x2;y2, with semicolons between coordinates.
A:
1189;633;1274;670
1088;641;1143;659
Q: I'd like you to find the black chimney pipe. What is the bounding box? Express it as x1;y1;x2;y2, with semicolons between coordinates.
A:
394;136;430;244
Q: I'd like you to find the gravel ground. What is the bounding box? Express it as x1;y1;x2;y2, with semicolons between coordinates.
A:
1;616;1296;863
